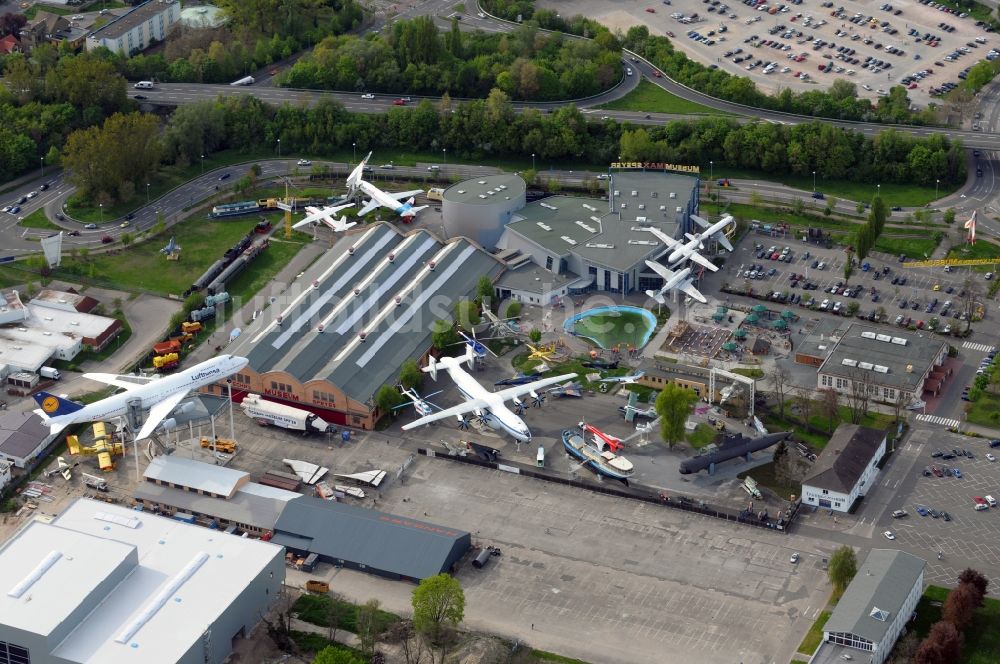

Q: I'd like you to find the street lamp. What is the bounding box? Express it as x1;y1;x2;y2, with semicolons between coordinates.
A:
200;154;204;175
936;179;940;199
353;142;356;164
710;160;713;183
442;148;447;169
276;139;281;159
532;153;536;170
146;182;150;205
40;156;44;177
812;170;816;191
99;203;103;224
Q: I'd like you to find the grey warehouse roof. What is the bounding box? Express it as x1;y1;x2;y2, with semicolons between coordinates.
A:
612;171;697;226
134;480;298;532
803;424;886;493
817;323;947;391
495;264;578;295
0;411;50;460
443;173;525;205
227;223;503;404
144;455;248;499
825;549;925;644
271;497;471;580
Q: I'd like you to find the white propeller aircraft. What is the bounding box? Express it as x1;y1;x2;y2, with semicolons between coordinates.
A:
32;355;249;440
400;345;576;442
597;371;646;385
646;214;735;272
644;260;707;304
348;152;427;220
292;202;357;231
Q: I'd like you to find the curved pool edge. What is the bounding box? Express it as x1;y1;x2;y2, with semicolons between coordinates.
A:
563;305;658;350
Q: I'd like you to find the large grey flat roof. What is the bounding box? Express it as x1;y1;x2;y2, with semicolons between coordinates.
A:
817;323;947;391
443;173;525;205
825;549;924;644
90;0;176;40
495;264;577;295
228;223;503;404
0;411;50;460
134;481;297;531
271;497;471;580
611;171;698;225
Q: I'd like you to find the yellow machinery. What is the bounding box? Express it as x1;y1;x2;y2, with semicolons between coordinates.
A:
153;353;179;370
97;452;115;471
900;258;1000;268
200;437;238;454
181;321;203;334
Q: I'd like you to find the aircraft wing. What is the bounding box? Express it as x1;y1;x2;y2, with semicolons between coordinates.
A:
644;260;675;281
357;199;380;217
82;372;158;391
401;397;493;430
492;373;578;404
685;250;719;272
680;281;708;303
135;389;190;441
388;189;425;201
646;226;677;247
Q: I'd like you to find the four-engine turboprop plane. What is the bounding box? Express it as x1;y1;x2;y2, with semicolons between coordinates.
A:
401;345;576;442
643;261;707;304
347;152;427;220
292;202;357;231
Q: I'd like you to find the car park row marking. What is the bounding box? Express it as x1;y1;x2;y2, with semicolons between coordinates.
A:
915;414;961;428
962;341;996;352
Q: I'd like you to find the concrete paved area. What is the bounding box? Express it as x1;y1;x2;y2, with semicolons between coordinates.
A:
539;0;994;107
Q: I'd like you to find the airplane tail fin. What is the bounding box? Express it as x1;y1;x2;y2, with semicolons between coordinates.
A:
423;356;439;381
690;214;710;229
346;151;373;191
406;196;415;206
33;391;85;417
645;289;666;305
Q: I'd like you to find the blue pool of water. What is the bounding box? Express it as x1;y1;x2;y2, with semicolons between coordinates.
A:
563;306;658;349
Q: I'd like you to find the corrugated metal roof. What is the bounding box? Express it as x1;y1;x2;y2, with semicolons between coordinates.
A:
824;549;924;643
271;497;471;580
133;482;293;532
143;456;248;498
228;223;503;404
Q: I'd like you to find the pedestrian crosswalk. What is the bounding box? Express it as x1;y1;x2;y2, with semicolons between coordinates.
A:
962;341;996;353
915;414;961;429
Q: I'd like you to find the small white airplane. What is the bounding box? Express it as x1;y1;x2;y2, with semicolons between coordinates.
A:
644;260;707;304
32;355;248;440
688;214;735;252
401;345;576;442
292;202;357;231
348;152;427;220
597;371;646;385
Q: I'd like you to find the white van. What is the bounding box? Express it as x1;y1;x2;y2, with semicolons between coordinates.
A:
39;366;61;380
987;495;997;507
134;81;155;89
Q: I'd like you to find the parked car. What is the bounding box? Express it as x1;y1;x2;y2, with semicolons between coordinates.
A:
883;530;895;540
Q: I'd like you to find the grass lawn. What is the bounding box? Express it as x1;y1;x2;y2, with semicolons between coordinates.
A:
530;651;594;664
911;585;1000;664
731;367;764;379
737;460;801;501
686;423;719;449
51;214;307;296
796;610;830;656
874;233;943;259
599;79;727;115
966;391;1000;427
18;208;61;231
570;310;654;349
948;240;1000;261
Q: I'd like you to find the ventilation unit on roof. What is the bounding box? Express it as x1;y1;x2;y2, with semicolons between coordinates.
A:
628;240;657;246
660;205;667;211
536;222;552;231
8;551;62;599
859;361;874;370
636;216;646;222
676;206;682;213
561;236;578;246
44;316;52;321
842;358;858;367
575;221;597;233
651;191;658;198
818;345;827;351
861;331;877;340
669;192;676;199
876;333;892;342
906;364;913;373
585;243;614;249
70;322;79;326
891;337;908;345
874;365;889;373
499;184;507;190
43;332;51;336
17;327;25;332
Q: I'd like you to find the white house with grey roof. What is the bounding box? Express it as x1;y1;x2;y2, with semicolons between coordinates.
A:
496;170;699;295
817;549;925;664
87;0;181;56
801;424;886;513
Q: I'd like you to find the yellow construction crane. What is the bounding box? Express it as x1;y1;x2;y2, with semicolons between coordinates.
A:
900;258;1000;268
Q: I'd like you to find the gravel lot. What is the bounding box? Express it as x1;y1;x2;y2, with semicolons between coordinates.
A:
540;0;994;107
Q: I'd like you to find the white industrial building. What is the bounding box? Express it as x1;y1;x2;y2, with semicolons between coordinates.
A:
0;498;285;664
441;173;526;249
801;424;887;513
87;0;182;56
817;549;925;664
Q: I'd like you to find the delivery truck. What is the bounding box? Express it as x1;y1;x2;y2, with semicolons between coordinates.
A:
241;393;334;434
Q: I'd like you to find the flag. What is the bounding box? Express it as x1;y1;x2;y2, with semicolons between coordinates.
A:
964;210;977;245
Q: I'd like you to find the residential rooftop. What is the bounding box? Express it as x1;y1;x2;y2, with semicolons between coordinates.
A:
89;0;178;41
803;424;886;493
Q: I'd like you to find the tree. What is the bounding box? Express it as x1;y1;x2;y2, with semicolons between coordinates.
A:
795;387;813;426
384;620;428;664
400;359;423;390
770;364;790;418
869;193;888;237
792;198;804;215
355;599;385;658
376;385;406;414
845;368;872;424
943;582;979;631
843;260;854;283
828;545;857;594
454;299;480;328
888;632;921;664
856;200;865;214
411;573;465;644
431;319;458;351
914;621;963;664
63;112;162;203
819;387;840;433
476;275;493;306
655;382;698;449
961;278;979;333
943;207;956;224
312;645;365;664
528;328;542;343
503;299;522;318
958;568;989;606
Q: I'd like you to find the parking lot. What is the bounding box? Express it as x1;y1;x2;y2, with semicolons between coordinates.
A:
540;0;995;107
881;427;1000;589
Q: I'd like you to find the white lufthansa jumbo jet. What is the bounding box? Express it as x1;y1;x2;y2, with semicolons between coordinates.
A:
32;355;249;440
400;345;576;442
644;260;707;304
292;202;357;231
348;152;427;220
